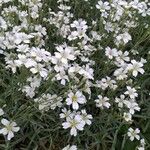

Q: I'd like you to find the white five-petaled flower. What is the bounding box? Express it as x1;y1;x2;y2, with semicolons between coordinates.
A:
81;109;92;125
124;86;138;99
123;112;132;122
66;91;86;110
114;68;128;80
127;60;144;77
30;64;48;78
105;47;118;59
116;32;132;45
115;94;127;108
125;101;140;114
116;51;130;63
62;115;84;136
71;19;88;31
62;144;77;150
54;46;76;64
96;1;110;12
127;128;140;141
60;108;71;119
0;119;20;140
95;95;110;109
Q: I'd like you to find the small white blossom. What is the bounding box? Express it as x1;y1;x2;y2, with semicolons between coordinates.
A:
95;95;110;109
115;94;126;108
54;46;76;64
0;119;20;140
123;112;132;122
127;60;144;77
124;86;138;99
81;109;92;125
71;19;88;31
105;47;118;59
60;108;71;119
114;68;128;80
96;1;110;12
116;32;132;45
62;115;85;136
127;128;140;141
125;101;140;114
66;91;86;110
116;51;130;63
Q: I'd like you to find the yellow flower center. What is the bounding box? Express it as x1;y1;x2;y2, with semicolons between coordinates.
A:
6;124;12;131
70;120;78;127
72;95;77;102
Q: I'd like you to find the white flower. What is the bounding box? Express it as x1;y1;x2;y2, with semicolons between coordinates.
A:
96;76;117;90
115;94;126;108
66;91;86;110
125;101;140;114
27;76;41;88
116;51;130;63
123;112;132;122
105;47;118;59
54;46;75;64
51;56;67;72
81;109;92;125
91;31;101;41
62;115;85;136
127;128;140;141
22;85;35;98
55;71;69;85
59;108;71;119
30;64;48;78
71;19;88;31
78;65;94;80
0;108;4;116
35;25;47;36
131;49;139;55
140;58;147;64
104;21;114;33
124;86;138;99
62;144;77;150
114;68;128;80
68;31;78;41
116;32;132;45
95;95;110;109
96;1;110;12
127;60;144;77
0;119;20;140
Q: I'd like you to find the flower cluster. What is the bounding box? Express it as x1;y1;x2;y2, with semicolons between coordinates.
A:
0;0;149;149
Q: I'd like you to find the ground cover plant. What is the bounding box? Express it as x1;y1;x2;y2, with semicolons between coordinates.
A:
0;0;150;149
